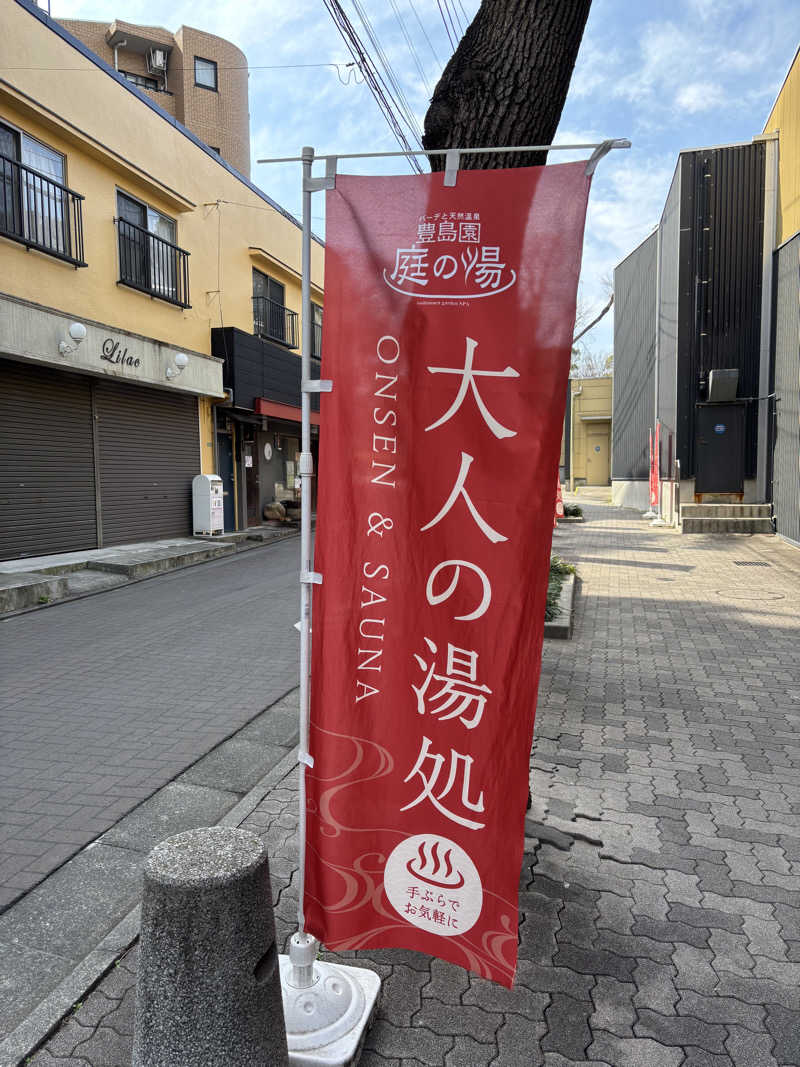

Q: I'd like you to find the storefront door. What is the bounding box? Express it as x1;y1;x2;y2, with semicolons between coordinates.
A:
216;429;235;532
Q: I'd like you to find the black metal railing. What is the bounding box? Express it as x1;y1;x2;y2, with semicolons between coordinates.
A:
117;217;191;308
312;320;323;359
253;296;299;348
0;154;87;267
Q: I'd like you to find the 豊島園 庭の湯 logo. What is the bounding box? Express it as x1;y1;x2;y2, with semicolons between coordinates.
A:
383;211;517;300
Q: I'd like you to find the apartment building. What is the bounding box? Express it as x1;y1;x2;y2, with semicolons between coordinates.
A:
0;0;324;559
56;17;251;177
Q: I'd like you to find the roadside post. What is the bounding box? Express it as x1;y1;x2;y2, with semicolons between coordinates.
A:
133;827;288;1067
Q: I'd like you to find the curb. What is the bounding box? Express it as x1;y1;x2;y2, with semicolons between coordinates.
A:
0;708;301;1067
0;530;300;622
543;573;576;640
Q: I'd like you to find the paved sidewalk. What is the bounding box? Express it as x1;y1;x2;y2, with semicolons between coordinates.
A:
25;501;800;1066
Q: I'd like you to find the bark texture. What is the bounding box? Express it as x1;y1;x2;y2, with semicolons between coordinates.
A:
423;0;592;170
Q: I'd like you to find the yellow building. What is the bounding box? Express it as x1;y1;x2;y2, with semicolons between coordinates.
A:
561;376;613;489
0;0;323;560
764;44;800;245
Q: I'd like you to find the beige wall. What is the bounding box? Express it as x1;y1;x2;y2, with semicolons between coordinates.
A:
564;376;613;487
0;1;323;363
175;26;250;179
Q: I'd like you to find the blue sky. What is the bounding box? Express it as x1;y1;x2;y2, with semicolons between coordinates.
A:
52;0;800;355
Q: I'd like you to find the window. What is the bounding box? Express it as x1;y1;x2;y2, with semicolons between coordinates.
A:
312;302;323;359
121;70;160;91
117;191;189;307
194;57;218;91
252;269;298;347
0;122;73;258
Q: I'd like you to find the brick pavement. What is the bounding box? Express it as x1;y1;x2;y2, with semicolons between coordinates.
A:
26;502;800;1066
0;539;301;911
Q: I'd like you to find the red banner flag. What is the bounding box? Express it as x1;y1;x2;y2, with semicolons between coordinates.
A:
305;162;591;987
649;424;660;509
555;475;565;526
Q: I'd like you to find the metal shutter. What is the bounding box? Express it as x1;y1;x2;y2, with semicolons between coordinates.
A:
0;358;97;560
95;379;199;546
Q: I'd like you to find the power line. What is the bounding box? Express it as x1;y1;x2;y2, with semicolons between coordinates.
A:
349;0;424;145
443;0;465;37
436;0;457;50
321;0;423;172
407;0;444;69
1;61;359;75
388;0;433;98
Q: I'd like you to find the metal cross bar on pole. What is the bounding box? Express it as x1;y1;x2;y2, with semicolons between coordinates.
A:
257;138;631;166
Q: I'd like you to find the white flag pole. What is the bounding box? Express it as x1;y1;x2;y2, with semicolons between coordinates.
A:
278;146;380;1067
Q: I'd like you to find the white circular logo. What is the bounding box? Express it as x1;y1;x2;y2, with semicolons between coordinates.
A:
264;443;273;460
384;834;482;936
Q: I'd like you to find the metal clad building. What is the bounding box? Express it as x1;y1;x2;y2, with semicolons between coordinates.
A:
772;234;800;545
676;144;765;478
613;140;767;509
658;162;681;451
612;231;657;505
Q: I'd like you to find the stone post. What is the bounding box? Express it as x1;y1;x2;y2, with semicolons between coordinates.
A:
133;826;288;1067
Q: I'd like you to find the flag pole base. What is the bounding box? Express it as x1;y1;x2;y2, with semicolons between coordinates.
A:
279;934;381;1066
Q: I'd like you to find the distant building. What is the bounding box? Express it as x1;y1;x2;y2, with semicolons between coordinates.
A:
560;376;612;489
611;139;769;519
56;18;251;177
610;46;800;544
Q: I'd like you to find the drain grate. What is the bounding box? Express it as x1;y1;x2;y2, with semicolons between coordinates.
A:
732;560;770;567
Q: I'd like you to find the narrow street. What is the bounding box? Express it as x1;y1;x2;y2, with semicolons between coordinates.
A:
0;537;301;911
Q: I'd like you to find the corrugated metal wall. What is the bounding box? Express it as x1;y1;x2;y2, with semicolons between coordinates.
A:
0;360;200;558
0;359;98;559
612;231;657;480
772;234;800;544
677;144;765;477
95;380;200;546
658;163;682;459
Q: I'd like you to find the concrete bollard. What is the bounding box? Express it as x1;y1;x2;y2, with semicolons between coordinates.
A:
133;826;288;1067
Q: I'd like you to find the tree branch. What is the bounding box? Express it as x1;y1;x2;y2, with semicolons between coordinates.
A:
572;293;613;345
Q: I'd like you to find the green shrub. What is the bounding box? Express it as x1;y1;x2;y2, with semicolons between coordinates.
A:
563;503;583;517
545;556;575;620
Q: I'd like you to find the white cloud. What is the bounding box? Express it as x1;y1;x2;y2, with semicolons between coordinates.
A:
675;82;729;114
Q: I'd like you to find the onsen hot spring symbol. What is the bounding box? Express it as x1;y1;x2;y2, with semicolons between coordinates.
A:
384;834;483;936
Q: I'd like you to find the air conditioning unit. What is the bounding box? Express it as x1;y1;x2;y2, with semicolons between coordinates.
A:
147;48;168;74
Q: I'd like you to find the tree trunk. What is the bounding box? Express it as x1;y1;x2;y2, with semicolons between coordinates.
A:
423;0;592;171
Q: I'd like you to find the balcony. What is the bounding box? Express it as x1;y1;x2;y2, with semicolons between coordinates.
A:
117;217;190;308
312;320;322;359
0;154;87;267
253;296;299;349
